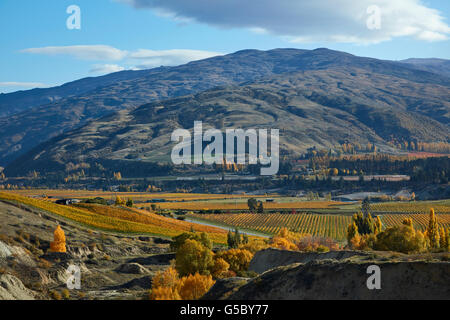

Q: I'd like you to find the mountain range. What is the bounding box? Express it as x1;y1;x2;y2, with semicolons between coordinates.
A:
2;48;449;176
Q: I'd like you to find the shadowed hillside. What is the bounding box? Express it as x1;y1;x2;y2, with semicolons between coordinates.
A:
1;48;449;167
6;64;450;176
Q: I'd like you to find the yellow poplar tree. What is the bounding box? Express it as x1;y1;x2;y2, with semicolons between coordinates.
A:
347;222;359;245
375;216;382;234
50;225;66;253
426;208;440;249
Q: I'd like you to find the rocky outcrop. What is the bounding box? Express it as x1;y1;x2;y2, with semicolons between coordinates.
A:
0;241;12;259
201;278;250;300
128;253;175;266
0;274;35;300
222;259;450;300
249;248;370;274
116;263;149;274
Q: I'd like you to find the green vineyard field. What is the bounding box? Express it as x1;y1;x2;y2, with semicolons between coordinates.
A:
191;212;450;241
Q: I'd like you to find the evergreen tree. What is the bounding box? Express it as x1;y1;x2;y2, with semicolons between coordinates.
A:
233;228;241;248
126;198;133;207
257;201;264;214
247;198;258;212
362;198;371;216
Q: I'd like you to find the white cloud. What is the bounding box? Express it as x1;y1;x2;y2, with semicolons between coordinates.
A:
21;45;128;61
120;0;450;43
129;49;222;69
0;82;48;88
21;45;222;69
89;64;126;74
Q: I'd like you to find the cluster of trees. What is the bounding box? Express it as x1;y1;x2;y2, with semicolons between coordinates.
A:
227;228;249;248
154;227;342;300
388;140;450;153
347;208;449;253
170;232;255;278
149;267;215;300
114;196;133;207
304;153;449;179
151;231;262;299
247;198;264;213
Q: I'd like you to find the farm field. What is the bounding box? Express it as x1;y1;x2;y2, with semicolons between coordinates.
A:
2;190;450;242
5;189;271;202
189;212;450;241
146;200;345;211
0;191;229;244
371;200;450;214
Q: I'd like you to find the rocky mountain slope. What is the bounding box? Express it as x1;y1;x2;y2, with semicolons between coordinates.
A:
401;58;450;78
1;48;450;168
6;64;450;176
0;48;329;165
0;200;172;300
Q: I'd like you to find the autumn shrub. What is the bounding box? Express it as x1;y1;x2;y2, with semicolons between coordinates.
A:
315;245;330;253
38;258;52;269
61;288;70;300
50;290;62;300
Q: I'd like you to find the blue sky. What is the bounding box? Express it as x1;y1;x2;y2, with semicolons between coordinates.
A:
0;0;449;93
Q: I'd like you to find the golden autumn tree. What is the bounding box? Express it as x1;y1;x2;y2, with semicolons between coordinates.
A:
149;267;215;300
210;257;230;279
215;248;253;273
374;216;383;234
177;273;215;300
150;286;181;300
426;208;440;249
115;196;125;206
50;225;66;253
439;226;449;251
347;221;360;247
175;239;214;276
152;266;179;289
